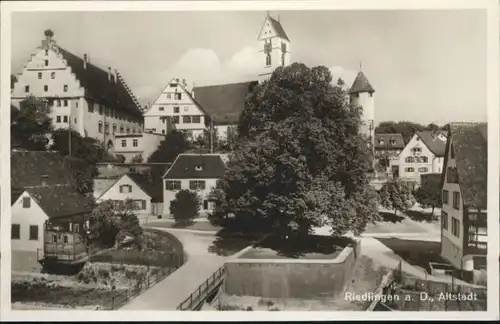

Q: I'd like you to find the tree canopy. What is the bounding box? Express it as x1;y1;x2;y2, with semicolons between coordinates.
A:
148;130;190;163
170;190;201;225
216;63;380;237
379;179;415;215
375;121;447;144
11;97;53;150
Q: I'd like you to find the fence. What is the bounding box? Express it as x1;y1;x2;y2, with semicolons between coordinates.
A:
376;259;487;311
104;262;182;310
177;265;226;311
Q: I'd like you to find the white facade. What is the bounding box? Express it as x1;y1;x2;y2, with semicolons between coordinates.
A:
11;34;143;145
440;146;464;269
397;134;444;182
112;132;166;162
163;178;218;217
97;174;153;217
351;92;375;146
257;16;291;80
11;191;48;254
144;78;206;140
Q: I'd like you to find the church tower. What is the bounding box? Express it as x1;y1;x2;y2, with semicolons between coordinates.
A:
349;70;376;156
257;12;291;80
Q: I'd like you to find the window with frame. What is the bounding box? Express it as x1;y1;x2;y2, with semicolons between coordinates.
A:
121;140;126;147
113;124;117;134
99;105;104;115
56;116;61;123
29;225;39;240
405;157;414;163
442;211;448;230
442;190;449;204
174;107;180;113
453;191;460;209
159;107;164;111
88;102;94;113
98;122;103;133
173;116;180;124
421;156;428;163
378;140;384;145
418;167;428;172
390;140;396;145
183;116;191;123
38;72;42;79
405;167;414;172
447;166;459;183
451;217;460;237
119;184;132;193
120;125;124;133
44;85;48;92
126;127;130;134
12;224;20;240
266;54;271;66
74;223;80;233
192;116;201;123
45;49;48;56
189;180;206;190
63;85;68;92
63;116;68;123
23;197;31;208
175;93;182;100
133;139;138;147
51;72;55;79
25;85;30;93
105;122;109;134
63;100;68;107
44;60;49;66
165;180;181;190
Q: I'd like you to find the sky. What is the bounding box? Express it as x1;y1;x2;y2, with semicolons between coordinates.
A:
11;10;487;125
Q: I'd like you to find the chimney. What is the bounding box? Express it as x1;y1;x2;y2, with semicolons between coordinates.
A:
108;67;112;81
191;82;196;98
41;175;49;187
83;54;88;69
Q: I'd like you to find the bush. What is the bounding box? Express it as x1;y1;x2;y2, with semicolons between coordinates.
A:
170;190;201;225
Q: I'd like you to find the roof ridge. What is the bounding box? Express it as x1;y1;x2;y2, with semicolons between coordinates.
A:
115;70;142;111
193;80;258;89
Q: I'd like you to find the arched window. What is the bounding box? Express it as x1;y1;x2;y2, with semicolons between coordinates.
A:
266;54;271;66
112;123;117;134
98;121;103;133
104;122;109;134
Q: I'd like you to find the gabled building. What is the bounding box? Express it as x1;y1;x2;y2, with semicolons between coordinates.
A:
396;130;447;183
11;30;144;148
143;78;205;140
11;150;94;263
95;173;163;221
374;133;405;177
440;122;487;273
112;132;166;163
162;154;225;217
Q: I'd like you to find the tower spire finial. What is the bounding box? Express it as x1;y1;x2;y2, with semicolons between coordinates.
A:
359;61;363;71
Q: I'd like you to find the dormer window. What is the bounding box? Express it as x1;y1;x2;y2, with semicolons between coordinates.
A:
378;140;384;145
390;140;396;145
195;165;203;171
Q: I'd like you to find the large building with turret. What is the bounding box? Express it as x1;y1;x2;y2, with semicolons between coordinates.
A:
11;30;144;149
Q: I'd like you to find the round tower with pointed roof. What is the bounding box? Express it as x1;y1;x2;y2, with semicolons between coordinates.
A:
349;70;375;156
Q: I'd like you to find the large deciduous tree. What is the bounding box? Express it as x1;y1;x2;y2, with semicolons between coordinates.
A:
148;130;190;163
170;190;201;225
413;181;441;216
11;97;53;150
379;179;415;215
216;63;380;237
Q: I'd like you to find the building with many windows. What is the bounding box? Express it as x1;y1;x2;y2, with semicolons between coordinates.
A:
440;122;487;274
11;30;144;148
162;154;225;217
112;132;166;163
395;130;447;184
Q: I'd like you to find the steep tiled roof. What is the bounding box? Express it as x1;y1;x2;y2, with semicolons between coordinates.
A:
417;131;447;157
446;123;487;208
163;154;225;179
127;173;163;202
193;81;258;125
11;151;74;189
375;133;405;150
57;47;142;118
268;16;290;42
25;185;94;219
349;71;375;94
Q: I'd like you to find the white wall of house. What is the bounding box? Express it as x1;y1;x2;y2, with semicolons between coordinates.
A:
440;142;464;269
257;18;291;78
11;191;48;254
11;45;143;143
398;134;443;182
144;79;206;140
98;175;152;216
163;178;218;217
112;132;165;162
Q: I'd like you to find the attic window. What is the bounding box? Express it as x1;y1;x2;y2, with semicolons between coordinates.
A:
378;140;384;145
390;140;396;145
170;83;177;88
195;165;203;171
159;107;164;111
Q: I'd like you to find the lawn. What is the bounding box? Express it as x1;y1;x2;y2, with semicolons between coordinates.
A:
240;235;352;260
364;211;437;234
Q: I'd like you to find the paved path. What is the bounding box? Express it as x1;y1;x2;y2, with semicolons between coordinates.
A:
120;228;225;310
